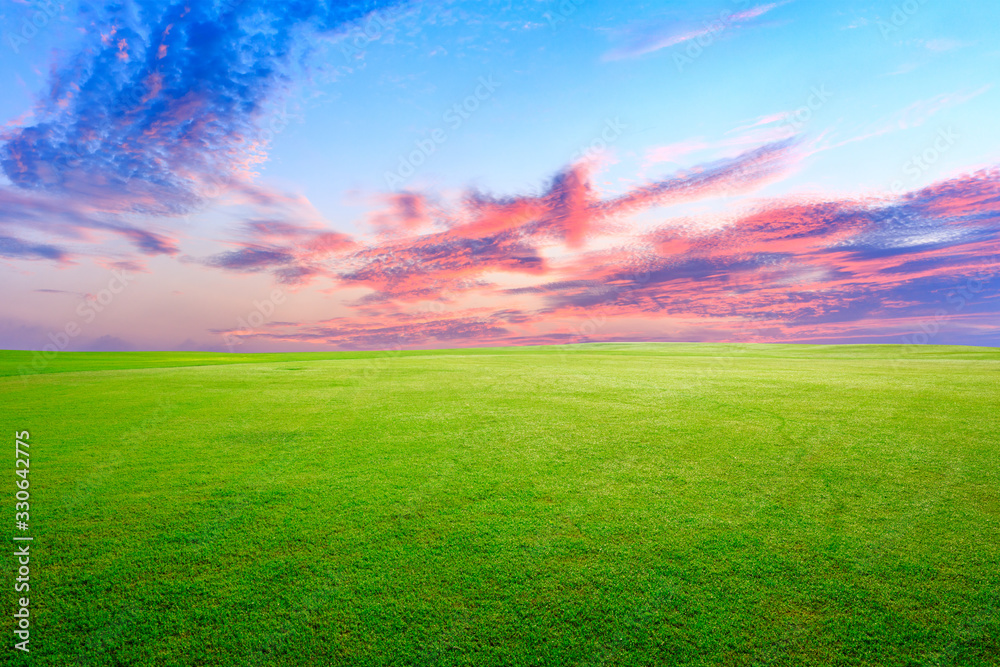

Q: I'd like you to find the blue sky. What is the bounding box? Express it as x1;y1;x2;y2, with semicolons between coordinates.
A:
1;0;998;352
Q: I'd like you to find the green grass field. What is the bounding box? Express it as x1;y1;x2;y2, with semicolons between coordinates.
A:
3;343;999;666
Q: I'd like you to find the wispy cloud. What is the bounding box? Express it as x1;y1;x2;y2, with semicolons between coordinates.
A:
0;185;180;261
0;234;67;261
892;85;992;130
923;38;973;52
604;2;790;61
819;85;992;153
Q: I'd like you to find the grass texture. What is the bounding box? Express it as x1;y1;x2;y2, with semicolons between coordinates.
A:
2;343;998;665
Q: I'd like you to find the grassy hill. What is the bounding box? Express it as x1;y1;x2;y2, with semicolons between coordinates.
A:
3;344;998;665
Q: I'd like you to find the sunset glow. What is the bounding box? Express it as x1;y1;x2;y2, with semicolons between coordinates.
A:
2;0;998;351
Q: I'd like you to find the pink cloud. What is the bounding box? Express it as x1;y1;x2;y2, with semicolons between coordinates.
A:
213;158;1000;351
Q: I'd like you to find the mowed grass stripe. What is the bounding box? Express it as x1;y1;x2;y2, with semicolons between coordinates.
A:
4;342;1000;377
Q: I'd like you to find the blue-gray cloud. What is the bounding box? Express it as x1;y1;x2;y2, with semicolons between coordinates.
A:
0;0;405;261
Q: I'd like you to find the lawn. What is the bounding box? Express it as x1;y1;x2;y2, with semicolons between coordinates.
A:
3;343;999;666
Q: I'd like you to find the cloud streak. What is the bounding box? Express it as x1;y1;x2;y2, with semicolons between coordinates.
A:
604;2;789;61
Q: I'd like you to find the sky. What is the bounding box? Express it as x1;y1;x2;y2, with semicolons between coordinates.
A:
1;0;999;353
